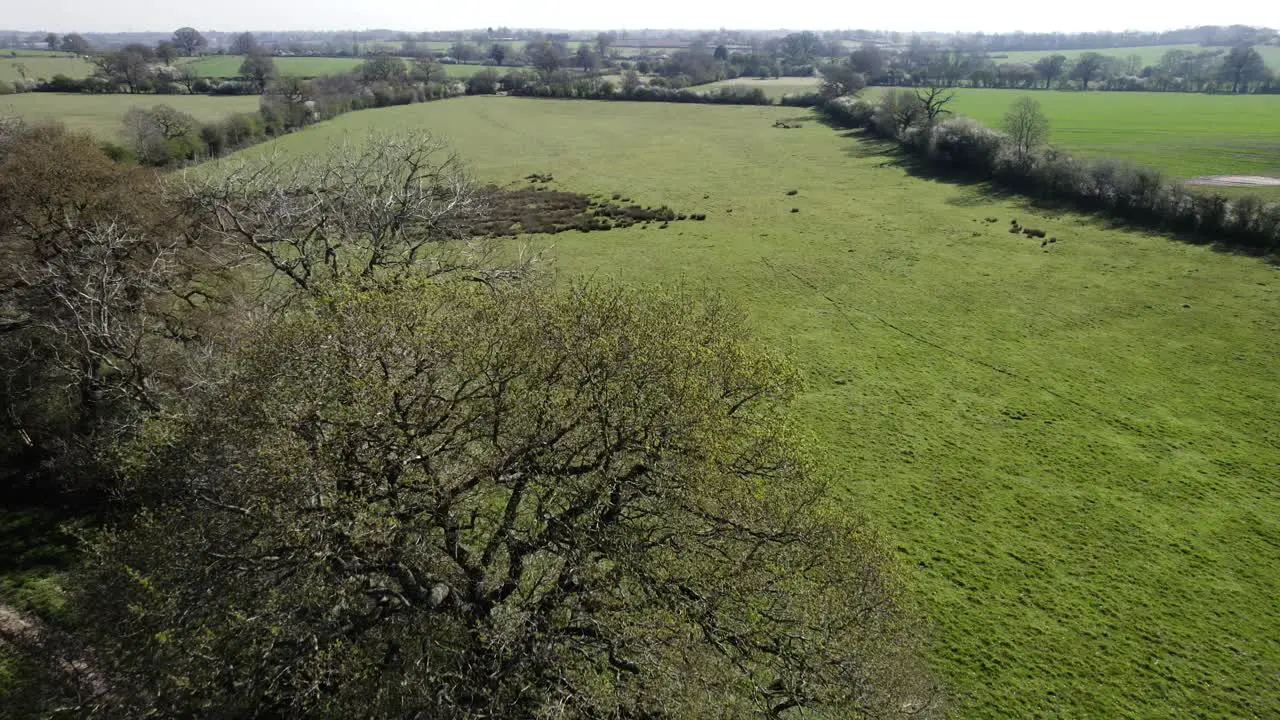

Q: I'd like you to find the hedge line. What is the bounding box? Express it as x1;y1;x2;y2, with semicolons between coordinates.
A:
816;96;1279;254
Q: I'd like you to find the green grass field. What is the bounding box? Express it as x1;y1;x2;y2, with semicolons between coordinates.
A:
0;51;96;84
993;43;1280;69
239;96;1280;719
0;92;260;140
700;77;821;99
711;81;1280;180
914;88;1280;180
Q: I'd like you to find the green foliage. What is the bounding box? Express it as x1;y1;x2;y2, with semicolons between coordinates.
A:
77;276;934;717
246;97;1280;719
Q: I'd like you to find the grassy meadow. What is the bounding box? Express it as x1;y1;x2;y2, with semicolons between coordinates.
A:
236;96;1280;719
919;88;1280;180
0;92;259;139
0;50;95;84
699;79;1280;180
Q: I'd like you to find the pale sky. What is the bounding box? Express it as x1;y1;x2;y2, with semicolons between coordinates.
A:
8;0;1279;34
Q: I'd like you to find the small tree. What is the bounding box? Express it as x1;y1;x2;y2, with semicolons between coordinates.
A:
124;105;202;165
1221;44;1266;93
1070;52;1108;90
621;69;642;95
1033;54;1067;89
818;63;866;98
1002;96;1050;162
873;89;925;137
576;44;599;71
488;43;507;66
154;40;179;65
239;53;277;93
60;33;91;54
914;85;955;124
466;68;499;95
229;31;257;56
44;33;59;51
358;55;407;85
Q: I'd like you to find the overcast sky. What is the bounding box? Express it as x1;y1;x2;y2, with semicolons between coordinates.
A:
9;0;1279;34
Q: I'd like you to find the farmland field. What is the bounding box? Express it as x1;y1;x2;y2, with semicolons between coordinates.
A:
994;43;1280;69
700;76;821;99
910;88;1280;180
701;80;1280;180
0;92;259;139
0;51;95;83
240;96;1280;719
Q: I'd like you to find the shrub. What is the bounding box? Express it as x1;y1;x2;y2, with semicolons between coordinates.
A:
466;68;500;95
927;117;1004;177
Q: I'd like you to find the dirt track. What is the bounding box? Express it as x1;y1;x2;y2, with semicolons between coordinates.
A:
1184;175;1280;187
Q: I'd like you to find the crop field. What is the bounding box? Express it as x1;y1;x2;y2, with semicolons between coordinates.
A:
241;96;1280;719
0;51;96;83
0;92;259;139
994;43;1280;69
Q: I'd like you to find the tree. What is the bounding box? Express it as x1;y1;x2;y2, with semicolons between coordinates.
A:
1033;54;1067;89
60;33;90;54
818;63;866;99
239;53;277;93
874;89;925;136
576;44;599;71
488;43;507;66
915;85;956;124
1002;96;1050;162
466;68;499;94
714;44;729;61
229;31;258;56
92;46;154;94
44;33;59;51
172;27;206;56
410;56;447;84
154;40;179;65
71;272;938;718
527;40;566;76
175;132;493;294
780;31;826;63
850;42;886;78
595;31;615;58
124;105;202;165
621;68;642;95
358;55;407;85
448;42;480;62
0;121;202;492
1221;44;1266;93
1070;52;1108;90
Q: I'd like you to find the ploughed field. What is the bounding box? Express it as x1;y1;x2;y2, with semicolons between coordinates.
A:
240;97;1280;718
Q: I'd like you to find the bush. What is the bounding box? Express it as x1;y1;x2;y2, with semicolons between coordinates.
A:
927;117;1004;177
780;92;823;107
466;68;500;95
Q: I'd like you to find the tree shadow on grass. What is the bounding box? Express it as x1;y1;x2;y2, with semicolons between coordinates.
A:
853;136;1279;263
